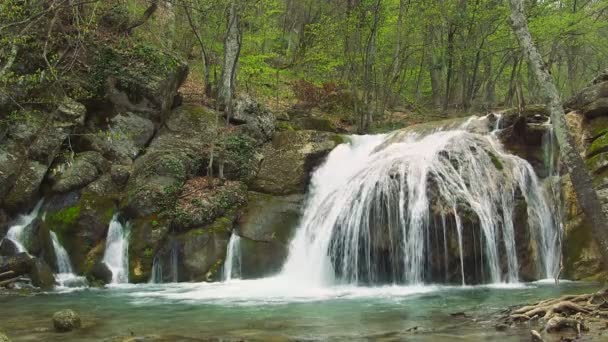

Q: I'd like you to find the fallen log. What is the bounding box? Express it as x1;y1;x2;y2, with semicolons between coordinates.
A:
0;270;15;280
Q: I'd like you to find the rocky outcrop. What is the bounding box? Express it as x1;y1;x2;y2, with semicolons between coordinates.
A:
230;94;276;143
250;130;343;195
562;70;608;280
236;192;303;278
49;151;111;193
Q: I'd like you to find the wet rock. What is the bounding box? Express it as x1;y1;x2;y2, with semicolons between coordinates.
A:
236;192;303;278
91;261;113;284
128;216;169;283
251;130;342;195
29;259;55;290
0;253;34;276
0;239;19;257
49;151;110;193
52;309;81;332
111;165;131;187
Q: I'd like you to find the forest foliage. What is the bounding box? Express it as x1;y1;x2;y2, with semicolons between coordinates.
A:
1;0;607;132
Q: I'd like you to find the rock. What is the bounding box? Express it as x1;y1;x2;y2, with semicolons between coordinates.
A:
94;45;188;120
172;178;247;231
0;331;9;342
566;81;608;118
41;192;116;273
82;112;155;164
175;219;232;282
292;116;338;132
128;216;169;283
231;94;276;143
236;192;303;278
52;309;81;332
0;239;19;257
29;259;55;290
250;130;342;195
49;151;110;193
91;261;113;284
111;165;131;186
0;253;34;276
125;104;217;218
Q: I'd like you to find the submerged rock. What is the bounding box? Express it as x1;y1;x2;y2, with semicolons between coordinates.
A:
52;309;81;332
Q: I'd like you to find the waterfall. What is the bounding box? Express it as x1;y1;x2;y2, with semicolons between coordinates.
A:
102;215;130;284
2;201;43;253
50;231;87;287
223;233;242;281
149;240;179;283
280;116;560;286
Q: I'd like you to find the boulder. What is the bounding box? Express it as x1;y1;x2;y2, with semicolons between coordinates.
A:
250;130;342;195
0;253;34;276
128;216;169;283
172;178;246;231
91;261;113;284
566;80;608;118
49;151;110;193
29;259;55;290
230;94;276;143
81;112;155;164
125;104;217;218
236;192;303;278
0;239;19;257
52;309;81;332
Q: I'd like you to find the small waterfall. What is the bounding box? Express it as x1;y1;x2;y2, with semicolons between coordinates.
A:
149;240;179;283
223;233;242;281
3;201;43;253
50;231;87;287
102;215;130;284
280;116;560;286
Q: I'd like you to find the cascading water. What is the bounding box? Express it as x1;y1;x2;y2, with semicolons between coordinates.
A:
2;201;43;253
280;116;561;286
102;215;130;284
50;231;87;287
149;240;179;283
223;233;242;281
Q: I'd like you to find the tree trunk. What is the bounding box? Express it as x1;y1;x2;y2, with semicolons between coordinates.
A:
508;0;608;269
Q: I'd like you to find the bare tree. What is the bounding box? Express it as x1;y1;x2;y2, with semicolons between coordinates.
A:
509;0;608;268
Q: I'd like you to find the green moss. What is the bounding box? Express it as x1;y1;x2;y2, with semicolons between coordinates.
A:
276;121;295;131
330;134;347;145
46;205;81;233
587;132;608;157
487;151;504;170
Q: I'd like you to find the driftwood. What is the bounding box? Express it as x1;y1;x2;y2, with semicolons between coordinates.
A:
502;289;608;340
0;270;16;280
0;276;29;287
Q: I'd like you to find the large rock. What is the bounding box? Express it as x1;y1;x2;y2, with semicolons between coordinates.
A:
172;178;246;231
0;98;86;211
125;104;217;218
29;259;55;290
93;44;188;120
81;112;155;165
566;77;608;118
49;151;110;193
0;253;34;276
52;309;81;332
230;94;276;143
250;130;342;195
236;192;304;278
128;216;169;283
0;238;19;257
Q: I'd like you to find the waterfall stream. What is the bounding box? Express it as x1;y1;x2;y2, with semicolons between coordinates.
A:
223;233;242;281
50;231;87;287
280;116;561;286
102;215;130;284
2;201;43;253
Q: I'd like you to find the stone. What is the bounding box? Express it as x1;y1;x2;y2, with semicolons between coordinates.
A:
172;178;247;230
111;165;131;186
250;130;341;195
50;151;110;193
0;331;9;342
82;112;155;164
566;81;608;115
29;259;55;290
0;253;34;276
0;238;19;257
128;216;169;283
91;261;113;284
52;309;81;332
176;222;231;282
231;94;276;144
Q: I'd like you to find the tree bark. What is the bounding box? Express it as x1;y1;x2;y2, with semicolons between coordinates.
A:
126;0;159;34
508;0;608;269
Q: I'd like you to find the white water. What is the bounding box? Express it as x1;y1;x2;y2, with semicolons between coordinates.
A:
2;201;43;253
50;231;87;287
280;116;560;286
103;215;130;284
223;233;242;281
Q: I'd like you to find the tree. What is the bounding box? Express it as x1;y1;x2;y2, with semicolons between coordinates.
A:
508;0;608;268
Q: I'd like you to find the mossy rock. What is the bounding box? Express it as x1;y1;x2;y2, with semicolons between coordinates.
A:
292;117;338;133
128;215;169;283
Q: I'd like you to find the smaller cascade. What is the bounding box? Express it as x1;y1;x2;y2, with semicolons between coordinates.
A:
102;215;130;284
50;231;87;287
149;240;179;283
3;201;43;253
223;233;242;281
